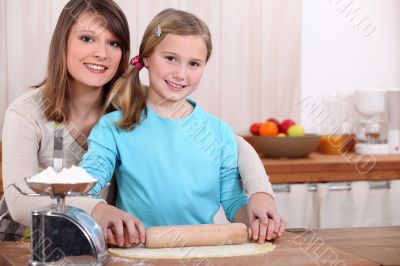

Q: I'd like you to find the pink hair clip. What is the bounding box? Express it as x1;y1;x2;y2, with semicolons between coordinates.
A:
130;55;143;70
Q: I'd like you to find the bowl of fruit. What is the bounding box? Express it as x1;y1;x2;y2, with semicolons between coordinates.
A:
246;118;320;158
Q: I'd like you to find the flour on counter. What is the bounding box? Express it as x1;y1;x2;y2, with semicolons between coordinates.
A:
28;166;96;184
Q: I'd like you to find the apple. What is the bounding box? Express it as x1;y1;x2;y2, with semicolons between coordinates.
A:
277;133;286;137
279;119;296;134
249;122;262;135
287;124;305;137
266;118;280;126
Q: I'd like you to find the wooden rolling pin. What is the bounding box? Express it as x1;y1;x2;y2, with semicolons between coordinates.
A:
145;223;278;248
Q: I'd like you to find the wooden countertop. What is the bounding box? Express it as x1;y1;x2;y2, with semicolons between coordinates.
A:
289;226;400;266
264;153;400;184
3;226;397;266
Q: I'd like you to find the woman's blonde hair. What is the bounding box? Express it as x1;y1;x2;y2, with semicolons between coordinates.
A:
35;0;130;122
107;8;212;130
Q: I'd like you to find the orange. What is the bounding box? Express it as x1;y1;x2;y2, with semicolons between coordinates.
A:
317;134;356;154
259;121;279;136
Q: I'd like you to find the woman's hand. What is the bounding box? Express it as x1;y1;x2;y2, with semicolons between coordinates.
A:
92;202;145;247
248;192;286;242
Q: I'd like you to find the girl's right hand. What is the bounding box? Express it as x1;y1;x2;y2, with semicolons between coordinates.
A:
92;202;146;247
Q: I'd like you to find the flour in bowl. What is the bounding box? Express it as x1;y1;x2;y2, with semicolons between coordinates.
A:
28;166;96;184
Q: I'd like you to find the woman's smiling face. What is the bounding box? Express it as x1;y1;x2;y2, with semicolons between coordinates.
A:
66;12;122;91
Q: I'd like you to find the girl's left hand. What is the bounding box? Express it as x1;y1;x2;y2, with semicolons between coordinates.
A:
248;192;286;243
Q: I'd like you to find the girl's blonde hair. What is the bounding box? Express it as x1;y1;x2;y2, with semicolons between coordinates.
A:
35;0;130;122
107;8;212;130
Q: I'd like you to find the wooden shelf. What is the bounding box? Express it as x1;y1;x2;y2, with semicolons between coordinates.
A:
263;153;400;184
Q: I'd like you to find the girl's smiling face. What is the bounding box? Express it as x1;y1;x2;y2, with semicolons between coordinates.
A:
66;12;122;91
144;33;208;106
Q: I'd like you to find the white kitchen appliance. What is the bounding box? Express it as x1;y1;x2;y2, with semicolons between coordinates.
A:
354;89;388;154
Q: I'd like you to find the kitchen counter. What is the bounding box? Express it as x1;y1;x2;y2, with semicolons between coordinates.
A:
264;153;400;184
289;226;400;266
1;226;399;265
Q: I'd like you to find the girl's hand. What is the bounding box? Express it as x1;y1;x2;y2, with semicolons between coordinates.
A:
248;192;286;242
92;202;146;247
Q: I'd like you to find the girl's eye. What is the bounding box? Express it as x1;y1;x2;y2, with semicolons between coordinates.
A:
80;36;93;42
109;41;120;48
165;56;176;62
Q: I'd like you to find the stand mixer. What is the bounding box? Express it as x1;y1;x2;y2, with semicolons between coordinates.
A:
12;178;109;265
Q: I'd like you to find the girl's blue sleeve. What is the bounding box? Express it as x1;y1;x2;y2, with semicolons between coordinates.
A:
80;116;119;194
219;123;248;221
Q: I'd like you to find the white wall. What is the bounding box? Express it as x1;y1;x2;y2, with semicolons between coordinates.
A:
1;0;399;136
0;0;302;136
301;0;400;133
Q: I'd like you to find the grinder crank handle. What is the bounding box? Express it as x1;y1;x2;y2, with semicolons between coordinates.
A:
144;223;279;248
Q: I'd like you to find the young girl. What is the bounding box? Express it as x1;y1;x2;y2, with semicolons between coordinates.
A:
81;8;285;246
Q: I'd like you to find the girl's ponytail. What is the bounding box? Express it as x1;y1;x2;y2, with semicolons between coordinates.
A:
105;66;147;130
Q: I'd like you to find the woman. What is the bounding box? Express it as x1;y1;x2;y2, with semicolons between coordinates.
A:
1;0;283;246
1;0;131;241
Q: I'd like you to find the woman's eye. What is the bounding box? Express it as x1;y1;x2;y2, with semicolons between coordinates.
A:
109;41;120;48
189;61;200;68
80;36;93;42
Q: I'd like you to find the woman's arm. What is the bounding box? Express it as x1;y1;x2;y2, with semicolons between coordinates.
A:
235;135;286;241
2;100;105;226
2;102;105;226
235;135;274;198
3;103;43;226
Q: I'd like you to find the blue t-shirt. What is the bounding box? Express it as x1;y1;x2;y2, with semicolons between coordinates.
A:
81;100;248;227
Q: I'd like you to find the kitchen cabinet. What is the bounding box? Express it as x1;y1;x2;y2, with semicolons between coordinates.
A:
262;153;400;229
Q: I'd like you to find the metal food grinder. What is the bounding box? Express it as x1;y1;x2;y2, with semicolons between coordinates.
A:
12;125;108;265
